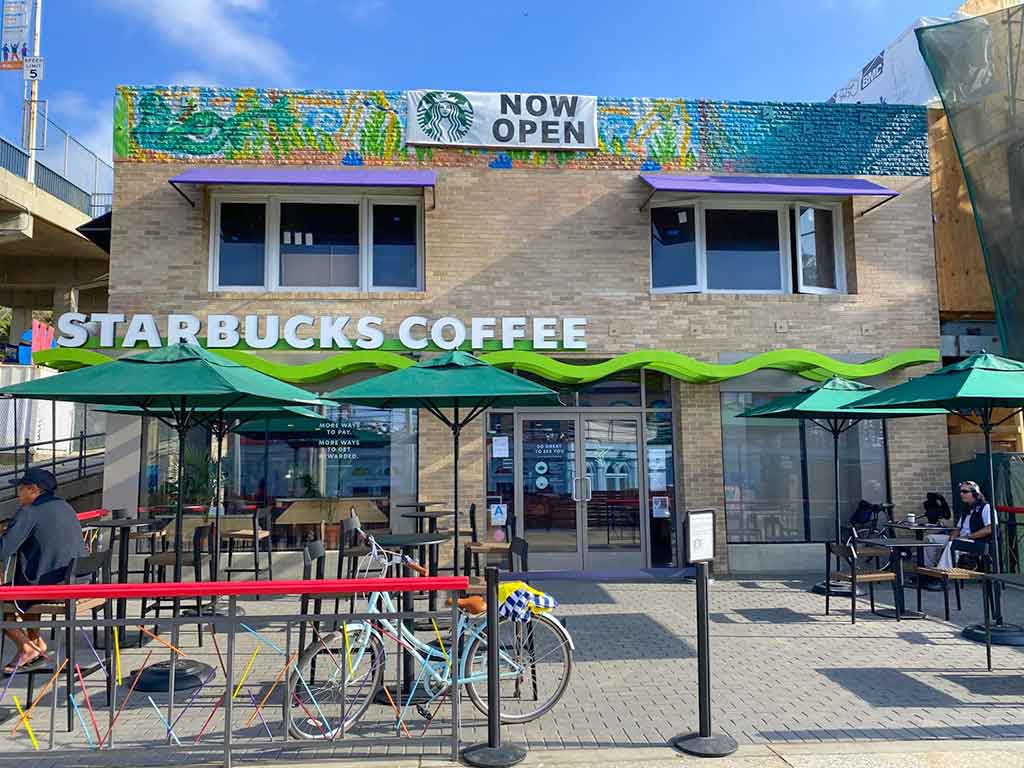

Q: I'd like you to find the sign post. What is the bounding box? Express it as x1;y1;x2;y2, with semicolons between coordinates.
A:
670;508;738;758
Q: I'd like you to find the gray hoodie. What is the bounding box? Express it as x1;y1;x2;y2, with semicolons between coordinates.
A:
0;492;86;585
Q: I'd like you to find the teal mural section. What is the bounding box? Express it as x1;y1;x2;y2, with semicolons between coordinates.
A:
115;86;928;175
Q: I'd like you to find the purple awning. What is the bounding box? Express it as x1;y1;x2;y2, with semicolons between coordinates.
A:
170;167;436;188
639;173;898;198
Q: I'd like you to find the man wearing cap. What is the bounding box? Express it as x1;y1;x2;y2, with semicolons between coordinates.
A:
1;469;85;671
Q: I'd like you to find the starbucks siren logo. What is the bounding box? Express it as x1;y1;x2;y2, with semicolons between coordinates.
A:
416;91;474;142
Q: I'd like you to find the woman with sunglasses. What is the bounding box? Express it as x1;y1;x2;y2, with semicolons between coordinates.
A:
925;481;992;570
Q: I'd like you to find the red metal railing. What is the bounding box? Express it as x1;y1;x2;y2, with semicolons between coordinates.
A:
0;576;468;601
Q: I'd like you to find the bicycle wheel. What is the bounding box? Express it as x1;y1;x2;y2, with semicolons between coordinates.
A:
287;625;385;739
464;611;572;724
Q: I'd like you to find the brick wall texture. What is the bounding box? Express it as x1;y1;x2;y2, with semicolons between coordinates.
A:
108;88;946;573
115;86;928;176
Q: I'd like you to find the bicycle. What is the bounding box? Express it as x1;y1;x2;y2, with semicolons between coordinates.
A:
286;526;574;739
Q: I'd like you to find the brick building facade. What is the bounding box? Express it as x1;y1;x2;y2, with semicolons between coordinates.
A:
82;85;950;573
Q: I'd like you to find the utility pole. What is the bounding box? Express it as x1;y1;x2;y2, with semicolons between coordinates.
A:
25;0;41;183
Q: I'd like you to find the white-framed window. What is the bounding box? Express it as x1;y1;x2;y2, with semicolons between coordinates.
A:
210;189;424;292
649;198;844;295
793;203;845;294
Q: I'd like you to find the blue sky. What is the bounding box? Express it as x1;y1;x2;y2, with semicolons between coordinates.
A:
0;0;960;164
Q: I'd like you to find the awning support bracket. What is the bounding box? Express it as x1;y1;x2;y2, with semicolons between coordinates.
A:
424;184;436;212
638;186;658;213
168;181;196;208
854;196;895;219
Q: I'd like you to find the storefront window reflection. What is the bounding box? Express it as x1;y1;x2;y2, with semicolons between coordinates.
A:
136;404;419;549
721;392;888;544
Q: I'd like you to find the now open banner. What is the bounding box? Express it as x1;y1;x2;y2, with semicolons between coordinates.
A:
406;89;598;150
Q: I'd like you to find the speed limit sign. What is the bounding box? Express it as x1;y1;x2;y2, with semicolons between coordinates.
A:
23;56;43;81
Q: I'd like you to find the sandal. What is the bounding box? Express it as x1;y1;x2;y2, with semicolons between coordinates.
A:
3;652;44;675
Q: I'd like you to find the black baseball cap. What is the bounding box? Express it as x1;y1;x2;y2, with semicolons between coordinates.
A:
9;468;57;492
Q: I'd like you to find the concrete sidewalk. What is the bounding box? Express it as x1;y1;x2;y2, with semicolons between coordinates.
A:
268;739;1024;767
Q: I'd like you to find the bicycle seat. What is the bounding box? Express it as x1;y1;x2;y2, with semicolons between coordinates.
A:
448;594;486;616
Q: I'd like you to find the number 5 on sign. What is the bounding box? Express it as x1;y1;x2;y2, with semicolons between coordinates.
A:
23;56;42;81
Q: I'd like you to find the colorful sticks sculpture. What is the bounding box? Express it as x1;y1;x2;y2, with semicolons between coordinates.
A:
147;695;182;746
12;695;37;750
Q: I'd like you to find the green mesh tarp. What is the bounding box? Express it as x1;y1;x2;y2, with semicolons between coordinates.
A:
918;8;1024;358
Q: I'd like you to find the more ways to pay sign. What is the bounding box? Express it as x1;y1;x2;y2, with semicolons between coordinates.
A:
406;89;597;150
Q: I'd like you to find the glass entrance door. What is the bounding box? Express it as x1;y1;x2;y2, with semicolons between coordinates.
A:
518;412;646;571
520;417;581;570
582;416;645;569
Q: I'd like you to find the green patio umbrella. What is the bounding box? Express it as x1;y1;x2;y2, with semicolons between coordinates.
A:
325;351;559;575
0;343;321;691
741;377;944;595
850;352;1024;639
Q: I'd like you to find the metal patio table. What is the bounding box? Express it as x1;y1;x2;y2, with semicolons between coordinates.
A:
84;517;158;643
375;531;452;702
401;509;456;612
861;537;936;619
886;521;958;591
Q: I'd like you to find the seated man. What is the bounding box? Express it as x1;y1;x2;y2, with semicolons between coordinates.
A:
925;481;992;571
0;469;86;672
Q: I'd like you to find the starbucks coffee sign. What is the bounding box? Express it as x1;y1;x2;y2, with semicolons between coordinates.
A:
406;89;598;150
55;313;588;351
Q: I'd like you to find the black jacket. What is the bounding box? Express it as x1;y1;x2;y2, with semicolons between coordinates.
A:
0;492;86;585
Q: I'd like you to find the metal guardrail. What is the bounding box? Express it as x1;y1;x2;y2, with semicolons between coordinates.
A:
0;135;105;216
0;576;468;767
0;430;105;503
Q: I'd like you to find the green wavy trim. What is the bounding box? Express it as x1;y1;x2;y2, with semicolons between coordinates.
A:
33;348;114;369
211;349;414;383
478;348;939;384
34;346;938;385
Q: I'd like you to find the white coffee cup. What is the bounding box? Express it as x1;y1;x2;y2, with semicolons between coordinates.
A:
905;512;916;525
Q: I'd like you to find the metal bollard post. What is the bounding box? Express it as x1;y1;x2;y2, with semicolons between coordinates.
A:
670;561;737;757
461;566;526;768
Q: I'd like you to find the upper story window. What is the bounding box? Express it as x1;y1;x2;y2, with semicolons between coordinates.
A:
212;192;423;292
650;200;844;295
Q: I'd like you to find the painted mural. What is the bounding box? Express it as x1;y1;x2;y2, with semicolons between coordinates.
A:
115;86;929;176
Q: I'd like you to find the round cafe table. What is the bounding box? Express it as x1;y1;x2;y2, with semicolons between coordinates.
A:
374;531;452;703
83;518;159;644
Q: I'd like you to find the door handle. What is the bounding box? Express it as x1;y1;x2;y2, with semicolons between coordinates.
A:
570;476;579;502
584;476;592;502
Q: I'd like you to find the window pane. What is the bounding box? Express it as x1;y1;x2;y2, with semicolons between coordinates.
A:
647;411;676;567
805;419;886;542
280;203;359;287
706;209;782;291
486;413;516;536
577;370;642;407
651;206;696;288
372;204;418;288
218;203;266;286
644;370;672;409
722;392;805;543
799;207;837;290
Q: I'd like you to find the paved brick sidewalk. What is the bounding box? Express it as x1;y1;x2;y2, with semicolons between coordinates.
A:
0;553;1022;766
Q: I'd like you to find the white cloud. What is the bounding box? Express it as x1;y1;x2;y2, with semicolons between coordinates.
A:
343;0;389;24
48;90;113;164
104;0;295;85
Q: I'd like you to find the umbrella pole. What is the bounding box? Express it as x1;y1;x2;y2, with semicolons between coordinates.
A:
833;429;841;548
214;425;223;582
983;419;1005;624
453;407;460;578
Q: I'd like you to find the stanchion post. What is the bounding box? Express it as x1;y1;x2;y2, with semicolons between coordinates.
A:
671;509;737;758
461;566;526;768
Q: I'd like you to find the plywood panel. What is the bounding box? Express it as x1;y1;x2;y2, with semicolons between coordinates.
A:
929;108;995;317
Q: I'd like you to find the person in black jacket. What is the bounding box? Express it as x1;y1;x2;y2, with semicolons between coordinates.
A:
1;469;86;672
925;481;992;570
